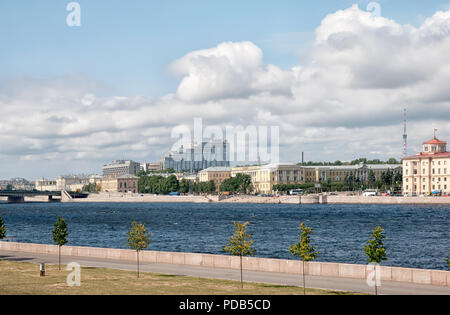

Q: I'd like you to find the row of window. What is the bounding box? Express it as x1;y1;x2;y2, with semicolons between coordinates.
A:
405;184;448;191
406;168;447;175
406;177;448;183
407;160;448;166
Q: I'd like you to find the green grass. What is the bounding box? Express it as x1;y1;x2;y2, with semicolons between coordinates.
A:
0;260;363;295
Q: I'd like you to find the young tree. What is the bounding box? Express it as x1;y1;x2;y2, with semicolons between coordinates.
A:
52;216;68;270
223;221;256;288
127;221;151;278
0;213;6;240
364;226;387;295
289;222;319;295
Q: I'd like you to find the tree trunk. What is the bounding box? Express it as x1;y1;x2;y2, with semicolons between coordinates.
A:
58;246;61;271
240;255;243;289
137;250;140;278
374;267;378;295
302;260;306;295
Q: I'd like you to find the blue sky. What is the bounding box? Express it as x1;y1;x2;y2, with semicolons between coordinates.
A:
2;0;449;97
1;1;450;179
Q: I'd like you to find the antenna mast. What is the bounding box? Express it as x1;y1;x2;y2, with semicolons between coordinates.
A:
403;108;408;158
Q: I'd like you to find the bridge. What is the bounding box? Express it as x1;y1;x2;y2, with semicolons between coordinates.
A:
0;190;87;203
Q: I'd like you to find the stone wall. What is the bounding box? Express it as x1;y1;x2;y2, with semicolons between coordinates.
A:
0;241;448;287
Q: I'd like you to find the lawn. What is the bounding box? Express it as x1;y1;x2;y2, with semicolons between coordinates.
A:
0;260;362;295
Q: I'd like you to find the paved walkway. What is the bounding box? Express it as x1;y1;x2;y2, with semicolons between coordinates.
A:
0;250;448;295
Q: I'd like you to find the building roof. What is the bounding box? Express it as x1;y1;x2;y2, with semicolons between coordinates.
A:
302;164;401;170
117;174;139;179
423;137;447;145
403;152;450;160
200;167;232;172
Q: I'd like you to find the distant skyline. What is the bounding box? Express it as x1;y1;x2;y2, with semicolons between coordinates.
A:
1;1;450;179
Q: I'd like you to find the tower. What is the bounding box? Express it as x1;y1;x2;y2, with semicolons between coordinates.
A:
403;108;408;158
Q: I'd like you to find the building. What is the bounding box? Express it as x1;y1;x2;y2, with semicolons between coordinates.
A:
1;178;35;191
102;160;141;179
56;175;90;191
161;139;230;172
117;174;139;193
141;162;162;173
35;179;57;191
232;163;304;194
199;167;232;191
403;136;449;195
175;173;199;183
302;163;402;184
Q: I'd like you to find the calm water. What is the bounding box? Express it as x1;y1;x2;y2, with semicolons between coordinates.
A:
0;202;449;270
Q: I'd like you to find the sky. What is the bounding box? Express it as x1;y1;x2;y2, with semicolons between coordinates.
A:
1;0;450;179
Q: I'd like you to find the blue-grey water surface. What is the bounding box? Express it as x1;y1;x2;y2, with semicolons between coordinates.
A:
0;202;448;270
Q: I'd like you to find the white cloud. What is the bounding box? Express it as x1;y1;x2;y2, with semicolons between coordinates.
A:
170;41;293;102
1;5;450;178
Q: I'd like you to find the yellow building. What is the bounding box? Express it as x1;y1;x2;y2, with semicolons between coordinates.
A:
302;163;402;184
231;164;303;194
403;136;449;195
198;167;232;191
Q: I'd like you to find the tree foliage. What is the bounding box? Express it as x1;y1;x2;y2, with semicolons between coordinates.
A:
127;222;151;252
223;221;256;257
289;222;319;262
52;216;68;247
0;213;6;239
52;216;68;270
219;174;253;194
364;226;387;264
127;221;151;278
223;221;256;288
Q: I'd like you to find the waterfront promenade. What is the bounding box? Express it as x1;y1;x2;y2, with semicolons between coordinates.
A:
2;192;449;205
0;242;449;295
9;192;447;205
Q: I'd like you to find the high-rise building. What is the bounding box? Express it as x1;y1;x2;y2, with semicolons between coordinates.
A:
102;160;141;179
161;139;230;172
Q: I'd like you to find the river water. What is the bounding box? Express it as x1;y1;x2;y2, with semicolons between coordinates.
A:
0;202;449;270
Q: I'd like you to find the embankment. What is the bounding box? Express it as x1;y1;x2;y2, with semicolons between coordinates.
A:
67;193;450;205
0;241;448;287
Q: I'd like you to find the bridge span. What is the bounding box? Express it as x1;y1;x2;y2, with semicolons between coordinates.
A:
0;190;86;203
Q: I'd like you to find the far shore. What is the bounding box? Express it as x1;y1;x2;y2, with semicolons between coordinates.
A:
3;192;448;205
